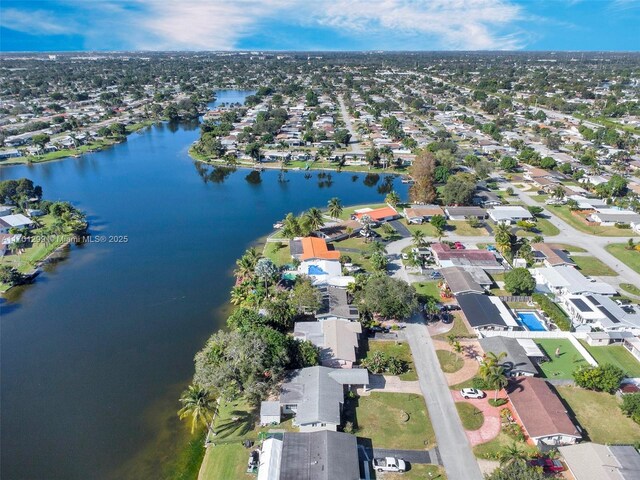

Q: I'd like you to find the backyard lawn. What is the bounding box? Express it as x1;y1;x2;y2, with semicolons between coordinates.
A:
447;221;489;236
198;444;253;480
605;244;640;274
436;350;464;373
549;206;636;237
455;402;484;431
350;392;436;449
414;281;444;302
364;340;418;381
557;386;640;444
534;339;589;379
572;255;617;276
263;242;292;266
579;342;640;377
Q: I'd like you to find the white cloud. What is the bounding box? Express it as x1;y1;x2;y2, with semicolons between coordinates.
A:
1;0;528;51
0;8;78;35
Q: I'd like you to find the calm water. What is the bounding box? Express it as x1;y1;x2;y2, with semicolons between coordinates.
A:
0;91;408;480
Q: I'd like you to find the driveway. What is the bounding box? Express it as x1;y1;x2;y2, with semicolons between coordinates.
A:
358;446;442;465
451;391;502;447
389;219;411;238
359;374;422;395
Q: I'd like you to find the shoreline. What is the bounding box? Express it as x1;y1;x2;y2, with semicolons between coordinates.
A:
188;145;410;176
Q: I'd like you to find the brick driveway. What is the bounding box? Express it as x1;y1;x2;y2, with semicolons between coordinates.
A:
451;390;503;446
432;338;481;386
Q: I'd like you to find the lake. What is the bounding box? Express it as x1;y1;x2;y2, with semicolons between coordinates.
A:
0;91;408;479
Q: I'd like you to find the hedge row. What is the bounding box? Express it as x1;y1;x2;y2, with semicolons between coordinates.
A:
532;293;572;331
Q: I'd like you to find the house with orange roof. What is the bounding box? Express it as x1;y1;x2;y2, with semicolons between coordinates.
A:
352;206;400;224
290;237;341;261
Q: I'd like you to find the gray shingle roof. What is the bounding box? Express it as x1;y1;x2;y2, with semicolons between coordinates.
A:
479;336;537;375
280;431;360;480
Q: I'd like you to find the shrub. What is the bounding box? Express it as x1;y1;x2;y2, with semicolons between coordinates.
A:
504;268;535;295
503;422;526;441
489;398;507;407
361;351;408;375
620;393;640;424
472;376;489;389
532;293;572;331
573;363;626;393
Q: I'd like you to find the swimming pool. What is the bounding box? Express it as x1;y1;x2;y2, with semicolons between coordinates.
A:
516;312;547;331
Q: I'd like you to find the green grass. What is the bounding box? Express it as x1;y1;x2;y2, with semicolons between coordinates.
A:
620;283;640;296
550;205;637;237
572;255;617;276
433;314;475;340
548;243;586;253
473;431;535;460
519;217;560;237
530;194;549;202
198;443;253;480
334;235;368;250
406;222;439;237
448;221;489;236
557;386;640;444
436;350;464;373
605;244;640;275
364;340;418;381
349;392;436;449
534;339;589;379
455;402;484;431
339;203;388;220
263;242;291;266
579;341;640;377
162;431;207;480
414;281;443;302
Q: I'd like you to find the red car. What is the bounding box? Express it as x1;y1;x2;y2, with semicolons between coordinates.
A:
528;457;565;473
454;242;465;250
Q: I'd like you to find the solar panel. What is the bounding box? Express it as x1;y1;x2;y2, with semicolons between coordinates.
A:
570;298;592;313
597;305;620;324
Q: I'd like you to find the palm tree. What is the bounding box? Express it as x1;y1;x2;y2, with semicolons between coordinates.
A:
411;230;426;248
304;207;325;233
494;223;512;256
369;240;386;254
498;443;528;466
327;197;343;219
178;384;218;435
452;340;463;361
484;364;508;400
385;191;401;207
234;256;255;281
551;185;565;200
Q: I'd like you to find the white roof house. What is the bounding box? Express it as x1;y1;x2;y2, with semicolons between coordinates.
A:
562;294;640;332
0;213;34;233
488;206;534;224
558;443;640;480
532;266;617;296
258;437;283;480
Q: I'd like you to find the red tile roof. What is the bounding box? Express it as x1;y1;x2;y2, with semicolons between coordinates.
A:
300;237;341;261
354;206;399;221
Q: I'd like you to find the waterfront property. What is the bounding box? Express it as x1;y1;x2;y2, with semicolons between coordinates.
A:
293;319;362;368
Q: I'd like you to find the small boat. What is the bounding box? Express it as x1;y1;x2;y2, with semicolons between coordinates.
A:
401;177;414;184
273;222;284;229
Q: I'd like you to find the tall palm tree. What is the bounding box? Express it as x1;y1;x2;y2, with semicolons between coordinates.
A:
494;223;512;256
369;240;386;254
327;197;343;220
485;364;508;400
178;384;218;435
385;191;401;207
304;207;325;232
234;256;254;281
411;230;426;248
497;443;528;466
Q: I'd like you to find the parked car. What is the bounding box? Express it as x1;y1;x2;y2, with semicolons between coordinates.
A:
528;457;565;473
369;325;390;334
486;245;496;252
460;388;485;399
429;271;443;279
441;304;461;311
373;457;406;473
440;313;453;324
454;241;465;249
401;253;409;260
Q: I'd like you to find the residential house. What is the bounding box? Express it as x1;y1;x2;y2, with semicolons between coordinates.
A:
353;206;400;224
473;190;503;207
316;220;361;242
507;377;582;446
531;243;575;267
440;266;485;295
279;366;369;432
479;336;538;376
294;319;362;368
0;233;23;256
558;443;640;480
532;266;617;296
488;206;534;225
431;243;505;274
561;294;640;332
316;285;359;321
403;205;445;224
0;213;34;233
444;206;487;221
588;209;640;227
257;430;360;480
290;237;341;261
457;293;520;331
259;401;281;426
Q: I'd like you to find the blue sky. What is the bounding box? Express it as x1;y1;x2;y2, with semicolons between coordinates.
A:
1;1;638;52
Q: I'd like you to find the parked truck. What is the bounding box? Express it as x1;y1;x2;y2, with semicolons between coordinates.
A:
372;457;406;473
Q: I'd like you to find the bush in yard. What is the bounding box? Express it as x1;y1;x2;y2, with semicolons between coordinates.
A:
620;392;640;424
573;363;625;393
486;460;545;480
361;351;408;375
504;268;535;295
361;275;418;319
489;398;507;407
472;376;489;389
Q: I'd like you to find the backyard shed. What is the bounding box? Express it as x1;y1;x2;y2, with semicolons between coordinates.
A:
260;401;281;426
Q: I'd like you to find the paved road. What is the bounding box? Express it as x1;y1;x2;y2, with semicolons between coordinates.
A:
386;240;484;480
338;94;364;154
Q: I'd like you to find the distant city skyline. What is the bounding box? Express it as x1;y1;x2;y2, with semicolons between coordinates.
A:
1;0;639;52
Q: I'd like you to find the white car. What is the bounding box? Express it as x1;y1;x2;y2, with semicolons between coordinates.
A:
460;388;485;399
